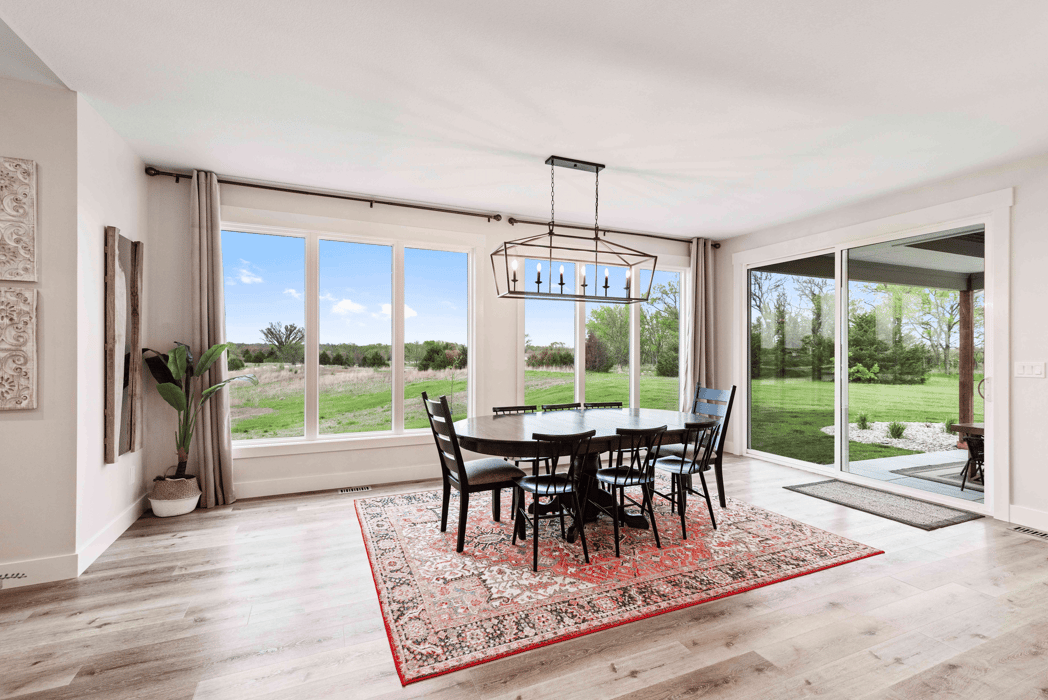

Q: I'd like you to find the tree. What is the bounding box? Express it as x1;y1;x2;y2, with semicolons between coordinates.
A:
585;332;613;372
361;349;388;368
332;352;345;367
586;304;629;367
227;356;245;371
261;322;305;363
318;350;332;366
656;350;679;377
773;291;788;378
796;277;831;381
641;280;679;367
418;341;452;371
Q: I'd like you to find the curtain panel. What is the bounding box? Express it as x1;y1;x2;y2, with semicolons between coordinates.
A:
682;238;716;410
190;171;236;508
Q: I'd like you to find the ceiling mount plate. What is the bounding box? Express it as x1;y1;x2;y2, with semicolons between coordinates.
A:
545;155;605;173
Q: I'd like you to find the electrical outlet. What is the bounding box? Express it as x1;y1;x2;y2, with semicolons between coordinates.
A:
129;462;136;486
1014;362;1045;377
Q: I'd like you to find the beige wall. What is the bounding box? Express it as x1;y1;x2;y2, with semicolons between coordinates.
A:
74;95;150;569
713;152;1048;528
0;78;80;583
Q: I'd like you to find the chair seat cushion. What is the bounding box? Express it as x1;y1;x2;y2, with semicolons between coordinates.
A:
596;467;653;486
654;456;695;474
455;458;526;485
516;474;574;495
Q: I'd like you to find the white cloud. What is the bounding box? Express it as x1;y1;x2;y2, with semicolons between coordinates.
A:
225;277;237;286
283;288;302;300
319;292;337;302
332;298;365;315
440;300;457;310
376;303;417;319
237;267;263;284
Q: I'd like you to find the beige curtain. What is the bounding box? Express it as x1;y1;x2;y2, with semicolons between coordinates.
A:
682;238;716;410
190;171;235;507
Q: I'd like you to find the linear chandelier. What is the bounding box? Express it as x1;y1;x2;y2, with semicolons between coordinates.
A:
490;156;657;304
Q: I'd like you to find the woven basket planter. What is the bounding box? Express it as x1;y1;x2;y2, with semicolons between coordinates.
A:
149;476;201;517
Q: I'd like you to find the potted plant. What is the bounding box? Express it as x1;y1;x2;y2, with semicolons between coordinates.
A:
143;342;257;517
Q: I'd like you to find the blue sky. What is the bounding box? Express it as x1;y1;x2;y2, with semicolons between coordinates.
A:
222;231;467;345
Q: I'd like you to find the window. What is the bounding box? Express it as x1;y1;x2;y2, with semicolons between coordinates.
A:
222;231;306;440
222;227;471;442
523;259;576;406
404;248;469;428
639;270;681;409
318;240;392;435
584;264;629;406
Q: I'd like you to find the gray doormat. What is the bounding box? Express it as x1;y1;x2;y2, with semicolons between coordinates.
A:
784;480;983;531
891;462;983;493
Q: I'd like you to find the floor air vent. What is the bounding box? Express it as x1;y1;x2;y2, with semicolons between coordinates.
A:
339;486;371;494
1011;525;1048;541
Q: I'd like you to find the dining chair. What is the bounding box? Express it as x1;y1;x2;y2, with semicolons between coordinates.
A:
512;430;594;571
542;402;582;412
584;401;623;409
422;392;525;553
492;405;537;415
661;384;736;507
959;434;985;491
595;425;666;557
653;422;718;539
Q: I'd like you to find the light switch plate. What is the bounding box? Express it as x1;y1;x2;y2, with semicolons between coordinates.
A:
1015;362;1045;377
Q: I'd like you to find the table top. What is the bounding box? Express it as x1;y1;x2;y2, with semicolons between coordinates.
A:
949;422;985;436
454;407;716;458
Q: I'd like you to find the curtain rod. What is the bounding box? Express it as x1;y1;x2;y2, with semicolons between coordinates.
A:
144;167;502;222
144;166;720;247
506;217;720;248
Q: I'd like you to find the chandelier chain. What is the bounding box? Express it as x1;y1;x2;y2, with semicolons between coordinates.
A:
549;162;555;231
594;170;599;237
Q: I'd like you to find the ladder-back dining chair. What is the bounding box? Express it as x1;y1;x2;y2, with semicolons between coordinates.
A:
492;405;537;415
584;401;623;408
595;425;666;557
661;384;736;507
542;402;582;412
422;393;525;552
653;422;719;539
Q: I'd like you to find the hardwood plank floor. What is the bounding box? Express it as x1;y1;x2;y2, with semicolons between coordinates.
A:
2;456;1047;699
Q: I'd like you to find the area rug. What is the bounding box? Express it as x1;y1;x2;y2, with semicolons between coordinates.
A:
356;484;882;685
784;479;983;531
891;463;983;493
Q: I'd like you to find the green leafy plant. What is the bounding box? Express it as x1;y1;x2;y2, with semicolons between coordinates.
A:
144;342;258;480
887;421;906;439
942;416;956;433
856;413;870;430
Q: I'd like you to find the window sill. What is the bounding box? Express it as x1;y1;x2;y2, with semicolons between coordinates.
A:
232;430;433;459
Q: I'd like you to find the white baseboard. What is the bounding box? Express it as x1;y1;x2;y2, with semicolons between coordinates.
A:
1009;505;1048;531
0;552;78;590
235;462;441;499
76;495;147;575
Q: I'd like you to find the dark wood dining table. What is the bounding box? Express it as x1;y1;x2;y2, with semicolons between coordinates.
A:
949;422;985;480
454;407;717;537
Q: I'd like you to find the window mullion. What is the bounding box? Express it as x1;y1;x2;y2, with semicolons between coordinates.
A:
305;234;319;440
629;272;640;409
392;243;405;433
575;265;586;403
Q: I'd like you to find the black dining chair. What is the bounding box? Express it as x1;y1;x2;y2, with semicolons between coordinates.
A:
422;392;525;553
595;425;666;557
584;401;623;409
653;422;718;539
492;405;537;415
661;384;736;507
512;430;594;571
959;434;985;491
542;402;582;412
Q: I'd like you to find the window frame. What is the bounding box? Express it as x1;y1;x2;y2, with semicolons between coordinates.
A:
222;221;475;454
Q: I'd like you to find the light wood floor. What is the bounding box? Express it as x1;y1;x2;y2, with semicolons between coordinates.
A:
2;456;1048;700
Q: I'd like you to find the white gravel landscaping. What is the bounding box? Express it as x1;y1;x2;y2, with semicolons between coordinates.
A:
819;421;959;453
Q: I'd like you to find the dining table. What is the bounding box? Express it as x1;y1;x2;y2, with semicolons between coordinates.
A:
453;407;717;539
949;422;985;481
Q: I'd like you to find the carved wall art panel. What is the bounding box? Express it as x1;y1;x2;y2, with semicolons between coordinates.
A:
0;157;37;282
0;287;37;410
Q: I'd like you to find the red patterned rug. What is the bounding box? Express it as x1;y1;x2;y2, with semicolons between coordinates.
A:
356;483;882;685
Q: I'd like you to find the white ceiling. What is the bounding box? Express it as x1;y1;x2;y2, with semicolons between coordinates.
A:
2;1;1047;238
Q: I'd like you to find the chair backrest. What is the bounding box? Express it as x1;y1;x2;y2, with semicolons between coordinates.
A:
422;392;468;486
584;401;623;409
612;425;667;481
689;384;737;459
681;421;719;474
966;434;985;462
542;402;582;412
493;405;537;415
531;429;596;483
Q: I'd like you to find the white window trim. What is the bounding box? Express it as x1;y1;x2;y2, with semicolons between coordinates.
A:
731;188;1013;519
221;220;476;455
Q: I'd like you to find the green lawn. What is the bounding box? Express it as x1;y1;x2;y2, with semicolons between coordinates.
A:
751;374;983;464
523;369;679;409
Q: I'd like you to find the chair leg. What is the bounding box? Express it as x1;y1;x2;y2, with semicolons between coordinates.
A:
612;487;621;558
572;490;590;564
456;492;469;553
532;493;540;572
558;497;567;539
644;484;661;549
492;488;501;522
512;487;523;545
696;464;717;530
440;480;450;533
677;475;688;540
679;475;688;516
714;456;727;508
960;459;971;491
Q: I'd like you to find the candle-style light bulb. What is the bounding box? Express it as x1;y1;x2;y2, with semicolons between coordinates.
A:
535;262;542;291
510;259;518;288
559;265;564;283
604;268;609;280
511;260;518;271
